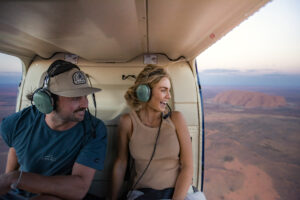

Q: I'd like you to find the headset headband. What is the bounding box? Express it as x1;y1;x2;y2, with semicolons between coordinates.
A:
47;60;80;77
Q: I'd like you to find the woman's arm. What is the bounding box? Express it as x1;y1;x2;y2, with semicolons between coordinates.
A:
171;111;194;200
111;114;132;200
5;147;19;173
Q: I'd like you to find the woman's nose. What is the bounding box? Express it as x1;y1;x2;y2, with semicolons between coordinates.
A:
166;91;171;99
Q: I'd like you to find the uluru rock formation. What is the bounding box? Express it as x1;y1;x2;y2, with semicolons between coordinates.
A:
213;90;286;108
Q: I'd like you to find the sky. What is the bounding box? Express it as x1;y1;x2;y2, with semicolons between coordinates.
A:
0;53;22;73
0;0;299;87
197;0;300;75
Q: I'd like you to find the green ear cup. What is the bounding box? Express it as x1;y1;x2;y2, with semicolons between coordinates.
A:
33;89;53;114
136;84;151;102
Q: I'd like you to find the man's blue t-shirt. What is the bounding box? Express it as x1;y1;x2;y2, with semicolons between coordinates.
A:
1;106;107;176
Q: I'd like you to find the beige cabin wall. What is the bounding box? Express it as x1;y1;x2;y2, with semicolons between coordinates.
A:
167;61;201;187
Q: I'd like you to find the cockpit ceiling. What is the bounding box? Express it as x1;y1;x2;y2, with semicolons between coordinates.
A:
0;0;270;63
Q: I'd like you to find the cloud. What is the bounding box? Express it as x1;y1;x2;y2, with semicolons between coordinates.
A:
0;73;22;85
244;69;285;75
201;69;241;74
198;72;300;88
0;72;21;76
200;68;300;76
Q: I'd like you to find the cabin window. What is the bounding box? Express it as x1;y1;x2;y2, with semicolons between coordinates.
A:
0;53;22;174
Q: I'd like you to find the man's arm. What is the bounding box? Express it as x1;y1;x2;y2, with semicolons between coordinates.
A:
0;162;96;200
5;147;19;173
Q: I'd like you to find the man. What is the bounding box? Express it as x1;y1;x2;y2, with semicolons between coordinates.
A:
0;60;107;199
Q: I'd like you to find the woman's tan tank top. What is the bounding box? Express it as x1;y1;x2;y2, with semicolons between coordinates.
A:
129;110;180;190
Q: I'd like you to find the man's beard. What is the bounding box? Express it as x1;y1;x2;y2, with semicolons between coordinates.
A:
55;108;86;123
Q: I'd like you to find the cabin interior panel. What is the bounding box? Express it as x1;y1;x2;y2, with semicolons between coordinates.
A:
0;0;270;63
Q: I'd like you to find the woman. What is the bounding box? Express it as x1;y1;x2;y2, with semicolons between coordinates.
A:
111;65;194;200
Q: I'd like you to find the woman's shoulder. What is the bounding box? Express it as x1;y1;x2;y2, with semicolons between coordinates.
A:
170;110;185;121
120;113;132;123
170;110;188;130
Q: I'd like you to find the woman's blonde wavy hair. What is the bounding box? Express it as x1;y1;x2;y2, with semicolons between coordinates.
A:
125;65;170;110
